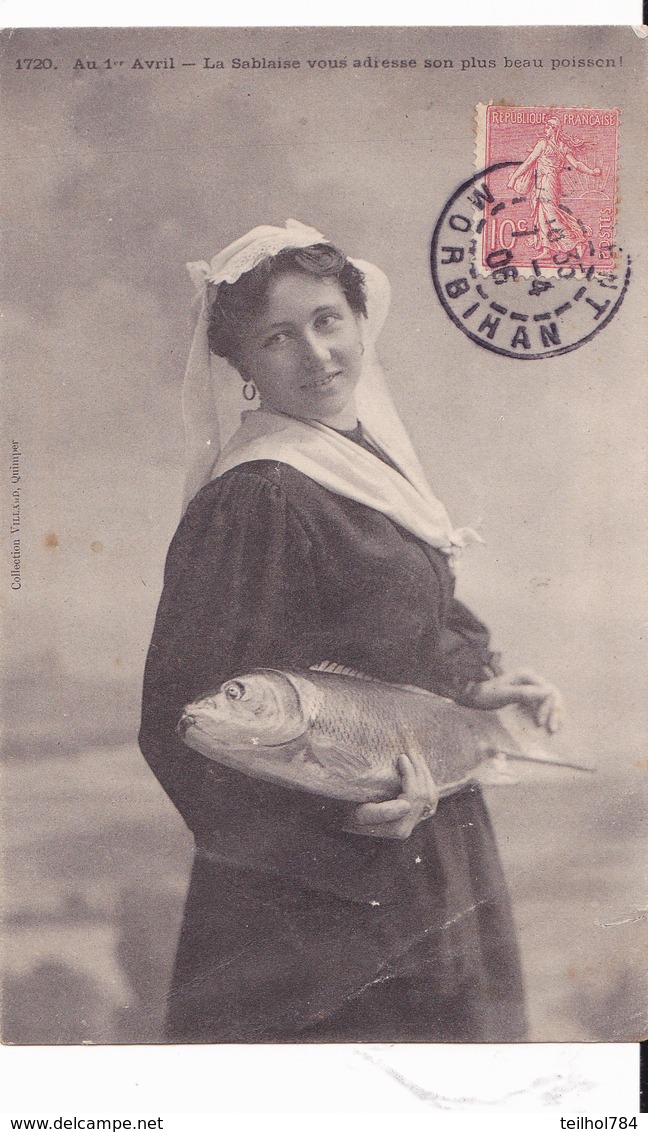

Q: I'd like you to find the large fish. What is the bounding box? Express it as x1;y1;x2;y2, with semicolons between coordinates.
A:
178;663;590;809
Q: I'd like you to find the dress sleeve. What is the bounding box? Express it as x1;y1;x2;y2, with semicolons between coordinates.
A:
424;551;501;701
138;466;320;837
438;597;502;700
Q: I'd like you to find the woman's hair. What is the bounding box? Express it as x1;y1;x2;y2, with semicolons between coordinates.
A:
206;243;367;364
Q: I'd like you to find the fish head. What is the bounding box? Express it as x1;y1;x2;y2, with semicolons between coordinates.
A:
179;669;307;752
178;667;408;802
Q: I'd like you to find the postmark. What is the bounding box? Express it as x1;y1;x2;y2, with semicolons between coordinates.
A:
430;162;630;361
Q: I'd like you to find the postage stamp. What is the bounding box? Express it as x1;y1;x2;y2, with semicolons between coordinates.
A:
475;103;620;272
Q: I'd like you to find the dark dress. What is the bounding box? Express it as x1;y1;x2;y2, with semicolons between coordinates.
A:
139;438;527;1043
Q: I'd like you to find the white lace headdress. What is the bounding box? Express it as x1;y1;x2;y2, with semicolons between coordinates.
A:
181;219;479;556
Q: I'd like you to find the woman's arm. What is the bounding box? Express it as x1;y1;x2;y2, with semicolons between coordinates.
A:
507;140;543;190
346;745;439;840
347;573;498;840
460;668;564;733
139;466;320;837
565;150;601;177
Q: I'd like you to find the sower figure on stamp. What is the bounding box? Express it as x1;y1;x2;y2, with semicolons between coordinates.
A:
508;115;601;258
139;219;564;1043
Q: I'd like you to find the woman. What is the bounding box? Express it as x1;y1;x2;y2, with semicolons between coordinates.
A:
139;219;562;1043
508;116;601;258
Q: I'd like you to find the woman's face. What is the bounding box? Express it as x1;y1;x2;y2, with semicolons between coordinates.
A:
234;271;364;429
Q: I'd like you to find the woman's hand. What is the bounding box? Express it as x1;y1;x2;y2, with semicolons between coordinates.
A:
462;668;564;733
345;741;439;840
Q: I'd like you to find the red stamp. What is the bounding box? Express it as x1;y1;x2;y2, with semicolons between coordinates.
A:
476;104;620;272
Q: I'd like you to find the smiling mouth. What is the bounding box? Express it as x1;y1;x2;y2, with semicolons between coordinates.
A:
301;371;341;392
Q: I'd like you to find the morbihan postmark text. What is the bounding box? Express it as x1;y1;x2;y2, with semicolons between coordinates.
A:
430;164;630;360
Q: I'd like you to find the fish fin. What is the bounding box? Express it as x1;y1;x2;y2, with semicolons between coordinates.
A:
308;664;441;700
308;661;379;682
503;750;596;773
309;741;375;778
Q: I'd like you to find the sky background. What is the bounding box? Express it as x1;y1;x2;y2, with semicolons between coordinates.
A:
2;25;647;1050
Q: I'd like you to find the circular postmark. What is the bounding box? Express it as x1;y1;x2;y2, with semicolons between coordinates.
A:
430;163;631;360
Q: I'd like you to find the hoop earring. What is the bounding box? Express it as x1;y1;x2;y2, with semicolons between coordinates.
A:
242;381;257;401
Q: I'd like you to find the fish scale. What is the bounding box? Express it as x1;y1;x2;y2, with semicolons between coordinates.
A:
299;670;517;788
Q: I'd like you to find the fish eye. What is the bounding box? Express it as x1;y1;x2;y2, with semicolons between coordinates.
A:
224;680;246;701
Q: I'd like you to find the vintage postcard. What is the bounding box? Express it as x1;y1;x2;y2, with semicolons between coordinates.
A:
1;23;646;1074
